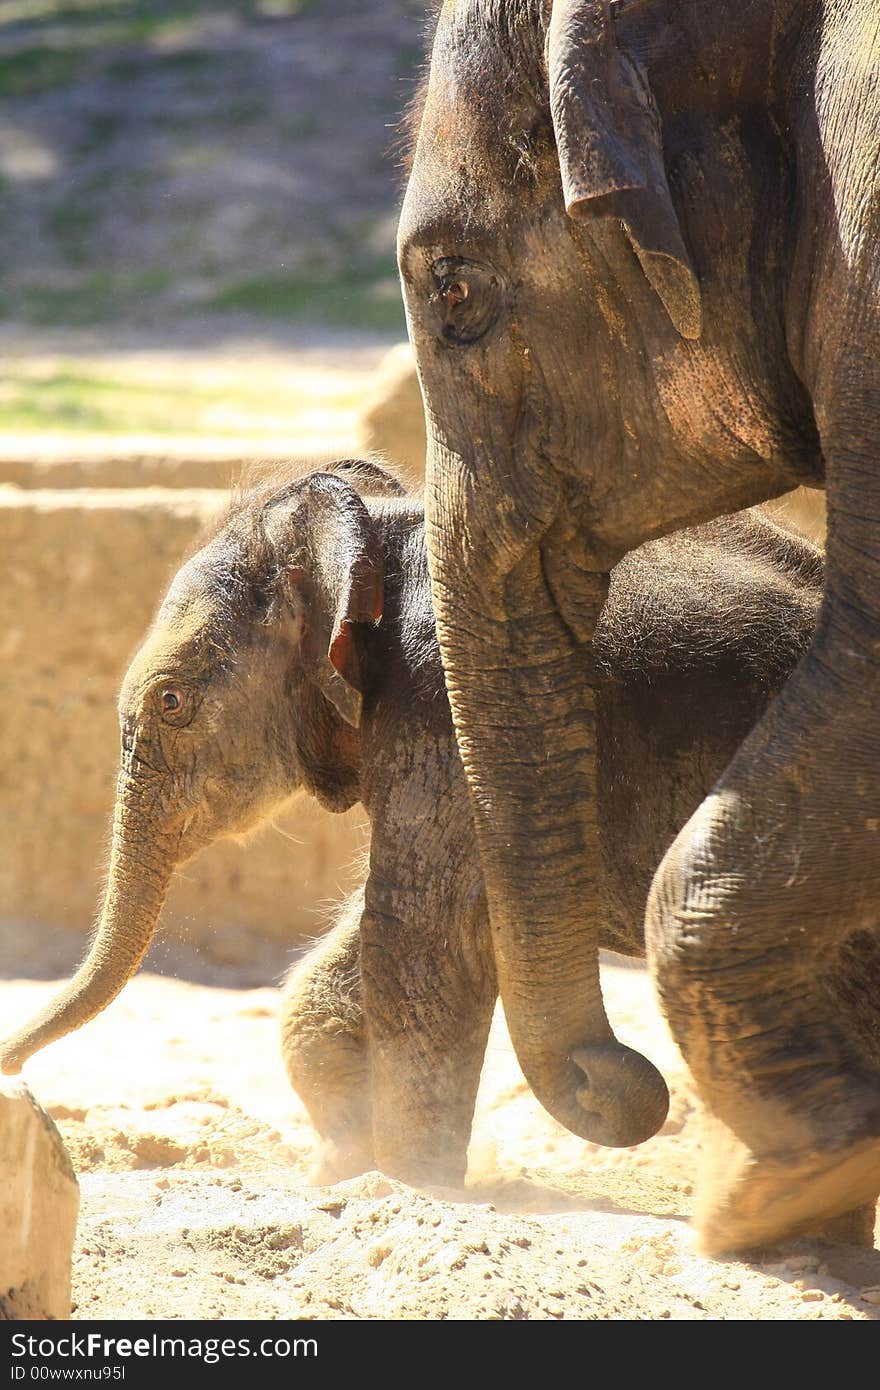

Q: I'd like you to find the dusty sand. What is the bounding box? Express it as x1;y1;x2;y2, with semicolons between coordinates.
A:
4;956;880;1322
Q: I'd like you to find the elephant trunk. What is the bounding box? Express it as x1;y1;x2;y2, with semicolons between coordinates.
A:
487;749;670;1146
427;504;669;1146
0;778;176;1074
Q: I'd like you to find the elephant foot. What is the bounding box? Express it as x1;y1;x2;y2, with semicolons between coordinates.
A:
372;1149;467;1191
814;1202;877;1247
694;1113;880;1255
308;1136;375;1186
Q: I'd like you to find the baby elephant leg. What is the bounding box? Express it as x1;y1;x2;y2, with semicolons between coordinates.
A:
280;888;373;1182
361;894;497;1190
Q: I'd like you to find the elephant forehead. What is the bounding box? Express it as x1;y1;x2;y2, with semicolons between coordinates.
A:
120;559;236;707
120;614;213;708
431;0;545;95
162;541;234;609
404;1;550;207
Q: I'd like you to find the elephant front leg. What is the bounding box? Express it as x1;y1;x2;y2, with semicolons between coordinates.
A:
280;890;375;1183
657;10;880;1254
360;887;496;1189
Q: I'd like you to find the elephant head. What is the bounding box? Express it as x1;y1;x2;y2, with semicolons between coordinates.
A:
397;0;820;1146
1;464;401;1076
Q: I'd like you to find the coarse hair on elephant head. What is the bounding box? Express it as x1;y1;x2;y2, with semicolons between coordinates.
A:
0;460;406;1076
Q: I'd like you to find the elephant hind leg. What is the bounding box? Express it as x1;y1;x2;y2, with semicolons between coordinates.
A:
280;888;374;1183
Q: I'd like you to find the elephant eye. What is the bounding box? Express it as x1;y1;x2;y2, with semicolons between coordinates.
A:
429;257;501;345
159;687;190;723
443;279;469;307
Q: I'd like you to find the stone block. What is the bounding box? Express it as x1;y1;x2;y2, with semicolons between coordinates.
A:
0;1079;78;1320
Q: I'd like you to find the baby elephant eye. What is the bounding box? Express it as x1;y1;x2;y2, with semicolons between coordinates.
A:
155;682;196;727
160;687;187;721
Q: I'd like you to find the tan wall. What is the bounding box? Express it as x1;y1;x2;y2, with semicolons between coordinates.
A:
0;431;824;985
0;447;338;492
0;454;243;490
0;487;369;979
356;342;426;482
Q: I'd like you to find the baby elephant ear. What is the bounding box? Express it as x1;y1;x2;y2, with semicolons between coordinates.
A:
301;473;384;729
328;458;408;499
548;0;702;340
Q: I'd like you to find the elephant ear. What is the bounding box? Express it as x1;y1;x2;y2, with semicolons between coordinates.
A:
271;473;384;728
327;457;408;499
548;0;702;340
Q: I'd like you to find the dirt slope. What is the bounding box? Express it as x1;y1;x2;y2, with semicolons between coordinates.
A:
5;958;880;1321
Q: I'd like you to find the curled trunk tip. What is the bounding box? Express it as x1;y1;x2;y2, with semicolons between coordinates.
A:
571;1042;669;1146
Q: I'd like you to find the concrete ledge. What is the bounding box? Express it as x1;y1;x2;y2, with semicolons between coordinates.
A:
0;488;369;976
763;487;826;544
0;440;347;491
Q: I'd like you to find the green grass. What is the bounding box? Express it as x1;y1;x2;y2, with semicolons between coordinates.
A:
0;372;124;431
3;271;173;326
0;1;242;31
0;257;404;334
0;4;253;61
1;0;316;17
277;113;320;139
104;47;215;82
75;113;121;158
47;201;98;265
0;368;233;432
206;259;406;333
0;0;124;25
249;0;316;15
219;97;270;125
0;1;410;338
0;47;85;96
0;359;364;435
1;1;138;23
0;1;317;49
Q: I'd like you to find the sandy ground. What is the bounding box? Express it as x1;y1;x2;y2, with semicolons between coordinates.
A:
4;956;880;1322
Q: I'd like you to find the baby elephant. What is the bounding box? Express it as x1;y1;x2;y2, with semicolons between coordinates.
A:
1;460;821;1191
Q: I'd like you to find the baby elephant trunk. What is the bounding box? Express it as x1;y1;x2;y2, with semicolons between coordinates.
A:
0;788;175;1074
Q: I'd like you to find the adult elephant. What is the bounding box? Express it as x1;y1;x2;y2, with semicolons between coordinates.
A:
398;0;880;1251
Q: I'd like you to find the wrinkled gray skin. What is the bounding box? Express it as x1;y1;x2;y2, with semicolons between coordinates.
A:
4;461;853;1213
398;0;880;1249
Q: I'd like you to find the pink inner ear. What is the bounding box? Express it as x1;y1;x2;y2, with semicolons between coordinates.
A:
363;579;383;624
328;621;359;689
